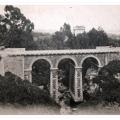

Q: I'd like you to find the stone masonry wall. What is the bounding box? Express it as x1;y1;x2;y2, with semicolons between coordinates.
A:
4;55;24;79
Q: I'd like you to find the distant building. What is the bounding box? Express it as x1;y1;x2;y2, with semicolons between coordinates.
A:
73;26;85;36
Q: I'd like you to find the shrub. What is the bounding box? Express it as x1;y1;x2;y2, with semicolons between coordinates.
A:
0;72;55;105
93;60;120;104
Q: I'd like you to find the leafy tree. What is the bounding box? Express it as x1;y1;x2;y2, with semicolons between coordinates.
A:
108;37;120;47
0;5;37;49
52;31;65;49
0;15;7;46
99;60;120;77
87;27;109;48
60;23;72;38
52;23;73;49
72;32;90;49
93;60;120;103
68;27;109;49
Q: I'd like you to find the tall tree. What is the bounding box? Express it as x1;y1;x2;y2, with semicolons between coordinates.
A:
0;5;37;49
60;23;72;38
88;27;109;48
52;23;73;49
72;32;90;49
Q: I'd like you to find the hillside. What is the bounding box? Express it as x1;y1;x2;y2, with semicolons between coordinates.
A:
108;33;120;40
32;32;52;42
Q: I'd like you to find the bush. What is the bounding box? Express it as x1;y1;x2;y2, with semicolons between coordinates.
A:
0;72;55;105
93;60;120;104
96;77;120;104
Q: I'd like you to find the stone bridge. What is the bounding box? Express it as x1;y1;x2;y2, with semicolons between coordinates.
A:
0;46;120;102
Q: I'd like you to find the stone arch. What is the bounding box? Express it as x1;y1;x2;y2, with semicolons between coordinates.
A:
56;56;78;68
31;58;51;91
56;56;77;101
80;55;102;68
29;57;53;70
80;55;102;98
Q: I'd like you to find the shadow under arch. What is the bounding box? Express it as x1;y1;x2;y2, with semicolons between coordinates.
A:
81;56;101;101
56;56;77;68
57;58;76;101
31;58;51;92
29;57;53;70
80;55;102;68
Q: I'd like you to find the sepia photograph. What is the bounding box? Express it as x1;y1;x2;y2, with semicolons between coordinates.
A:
0;3;120;115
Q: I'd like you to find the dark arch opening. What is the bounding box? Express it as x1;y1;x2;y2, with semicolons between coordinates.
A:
58;58;75;88
32;59;50;91
82;57;99;100
82;57;99;80
58;58;75;104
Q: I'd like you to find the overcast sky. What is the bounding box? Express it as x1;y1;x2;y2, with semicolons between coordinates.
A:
0;5;120;34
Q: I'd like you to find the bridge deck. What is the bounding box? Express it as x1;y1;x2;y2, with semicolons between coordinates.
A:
0;47;120;56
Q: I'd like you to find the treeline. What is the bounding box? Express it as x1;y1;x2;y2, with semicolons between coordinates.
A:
0;5;120;50
34;24;109;50
34;23;120;50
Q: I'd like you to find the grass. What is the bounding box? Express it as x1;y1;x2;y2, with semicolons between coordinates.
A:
72;101;120;115
0;101;120;115
0;103;60;115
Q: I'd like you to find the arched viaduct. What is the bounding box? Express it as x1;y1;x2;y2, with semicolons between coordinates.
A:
0;46;120;102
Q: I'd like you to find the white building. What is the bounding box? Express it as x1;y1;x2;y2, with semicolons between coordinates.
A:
73;26;85;36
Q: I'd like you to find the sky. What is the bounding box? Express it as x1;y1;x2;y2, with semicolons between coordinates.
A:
0;5;120;34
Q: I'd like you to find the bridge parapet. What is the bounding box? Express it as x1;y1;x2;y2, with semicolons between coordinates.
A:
1;47;119;56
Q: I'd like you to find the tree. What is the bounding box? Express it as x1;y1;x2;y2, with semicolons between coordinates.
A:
67;26;109;49
0;5;37;49
0;15;7;46
72;32;90;49
52;23;73;49
99;60;120;77
93;60;120;103
87;27;109;48
60;23;72;38
52;31;65;49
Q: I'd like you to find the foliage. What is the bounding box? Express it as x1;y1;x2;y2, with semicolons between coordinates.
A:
36;25;109;50
58;59;75;87
32;59;50;88
70;32;90;49
99;60;120;76
93;60;120;104
0;72;55;105
69;27;109;49
0;5;37;49
52;23;73;49
108;36;120;47
0;5;111;50
0;6;119;50
88;27;109;47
